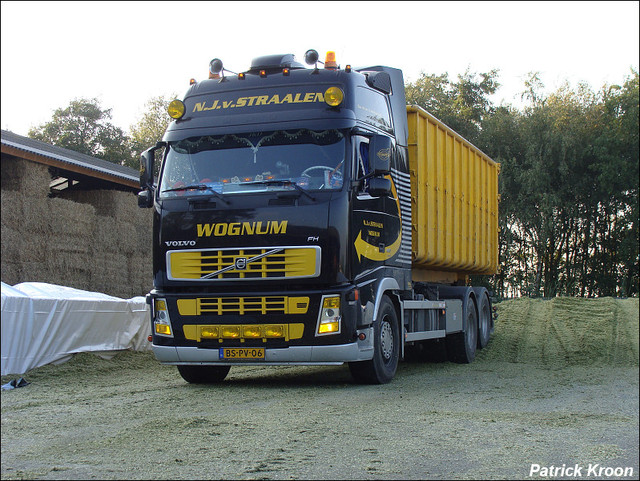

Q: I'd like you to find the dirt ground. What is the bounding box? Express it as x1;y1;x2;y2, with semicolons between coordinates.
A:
1;297;638;480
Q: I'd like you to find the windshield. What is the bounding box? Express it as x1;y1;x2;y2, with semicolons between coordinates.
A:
159;129;345;198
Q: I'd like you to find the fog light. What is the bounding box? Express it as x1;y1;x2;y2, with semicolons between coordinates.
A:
318;321;339;334
243;326;262;338
155;323;172;335
265;325;285;338
200;326;219;338
221;326;241;338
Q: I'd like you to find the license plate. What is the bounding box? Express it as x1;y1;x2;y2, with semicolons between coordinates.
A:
220;348;265;360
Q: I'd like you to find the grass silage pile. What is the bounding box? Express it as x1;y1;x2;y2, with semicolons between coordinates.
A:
484;296;639;368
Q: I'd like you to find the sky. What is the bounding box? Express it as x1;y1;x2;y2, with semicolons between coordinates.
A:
1;0;638;137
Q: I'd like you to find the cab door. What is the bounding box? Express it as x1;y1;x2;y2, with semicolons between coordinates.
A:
351;134;402;279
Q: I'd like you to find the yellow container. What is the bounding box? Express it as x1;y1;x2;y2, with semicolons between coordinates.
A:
407;105;500;278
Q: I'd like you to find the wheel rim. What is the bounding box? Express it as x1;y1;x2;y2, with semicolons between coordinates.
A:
380;318;394;361
480;302;490;341
466;309;477;352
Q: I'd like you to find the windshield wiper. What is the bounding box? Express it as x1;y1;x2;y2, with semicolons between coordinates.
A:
239;179;316;201
162;184;230;205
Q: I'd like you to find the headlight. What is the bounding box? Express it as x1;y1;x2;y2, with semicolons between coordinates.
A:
154;298;173;337
316;295;341;335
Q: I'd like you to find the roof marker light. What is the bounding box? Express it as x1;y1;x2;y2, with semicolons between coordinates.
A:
260;69;267;78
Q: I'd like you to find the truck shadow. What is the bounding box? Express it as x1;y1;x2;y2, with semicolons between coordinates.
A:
185;360;452;388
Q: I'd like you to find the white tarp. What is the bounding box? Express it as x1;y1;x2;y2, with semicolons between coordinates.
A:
1;282;151;375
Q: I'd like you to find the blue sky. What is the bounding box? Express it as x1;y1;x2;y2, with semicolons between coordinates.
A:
1;1;638;136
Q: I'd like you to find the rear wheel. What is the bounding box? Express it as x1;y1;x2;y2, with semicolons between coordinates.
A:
476;291;491;349
177;365;231;384
446;295;477;363
349;295;399;384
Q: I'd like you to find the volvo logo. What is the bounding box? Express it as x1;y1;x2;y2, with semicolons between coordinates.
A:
234;257;248;270
165;240;196;247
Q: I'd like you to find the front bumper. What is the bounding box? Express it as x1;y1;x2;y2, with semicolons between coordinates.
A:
152;326;374;365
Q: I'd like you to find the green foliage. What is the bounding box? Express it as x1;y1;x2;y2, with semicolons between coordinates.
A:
28;98;136;168
405;68;500;142
478;70;639;298
129;94;175;179
129;94;175;156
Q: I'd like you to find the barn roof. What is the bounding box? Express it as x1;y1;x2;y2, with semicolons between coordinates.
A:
1;129;139;190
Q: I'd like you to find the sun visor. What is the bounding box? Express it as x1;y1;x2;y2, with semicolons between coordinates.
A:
163;113;356;141
163;84;356;140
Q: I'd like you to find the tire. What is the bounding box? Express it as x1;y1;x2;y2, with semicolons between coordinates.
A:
177;365;231;384
349;296;399;384
446;295;477;363
476;290;491;349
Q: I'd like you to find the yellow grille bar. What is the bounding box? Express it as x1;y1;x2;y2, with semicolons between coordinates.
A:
183;323;305;342
168;247;320;281
177;296;309;315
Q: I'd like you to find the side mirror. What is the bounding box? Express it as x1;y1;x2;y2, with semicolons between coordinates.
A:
369;135;392;174
140;142;164;189
137;189;153;209
368;177;392;197
365;71;392;94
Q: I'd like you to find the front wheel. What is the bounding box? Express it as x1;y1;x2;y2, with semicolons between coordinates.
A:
177;365;231;384
349;296;399;384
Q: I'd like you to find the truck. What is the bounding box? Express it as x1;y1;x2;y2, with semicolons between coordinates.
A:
137;49;500;384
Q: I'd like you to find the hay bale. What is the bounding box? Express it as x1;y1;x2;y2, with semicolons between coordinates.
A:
71;189;137;217
0;260;20;285
47;250;92;289
127;253;153;297
1;158;52;198
49;197;96;237
5;226;48;264
22;196;51;235
90;251;129;297
93;216;121;255
132;214;153;252
20;260;53;284
116;222;138;255
0;190;24;228
21;160;52;198
111;190;139;217
46;233;91;257
0;225;21;263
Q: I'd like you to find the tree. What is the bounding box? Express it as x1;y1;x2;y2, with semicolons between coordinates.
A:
405;68;500;143
28;98;136;168
482;70;639;298
129;94;176;156
129;94;176;180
